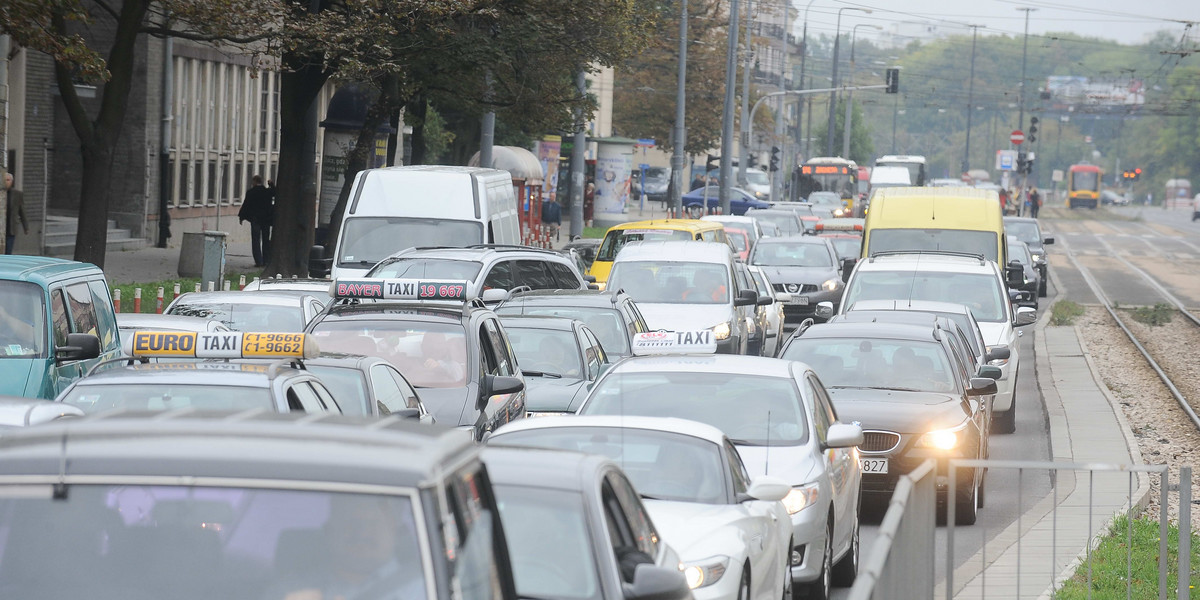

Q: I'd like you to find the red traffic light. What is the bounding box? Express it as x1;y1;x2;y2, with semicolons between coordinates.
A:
1135;168;1142;175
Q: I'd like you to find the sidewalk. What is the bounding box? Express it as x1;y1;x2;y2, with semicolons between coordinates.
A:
103;239;261;285
937;278;1149;598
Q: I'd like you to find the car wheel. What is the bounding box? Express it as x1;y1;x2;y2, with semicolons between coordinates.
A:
955;474;980;525
1038;279;1048;297
978;473;987;508
993;402;1016;434
781;539;793;600
831;504;859;586
737;565;751;600
804;521;833;600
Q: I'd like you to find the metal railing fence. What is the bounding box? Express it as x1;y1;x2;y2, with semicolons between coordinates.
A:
846;460;937;600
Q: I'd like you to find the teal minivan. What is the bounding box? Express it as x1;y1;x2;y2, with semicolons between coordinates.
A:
0;257;119;398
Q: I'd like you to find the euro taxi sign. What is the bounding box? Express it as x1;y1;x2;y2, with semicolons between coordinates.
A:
332;279;468;301
631;330;717;356
122;331;319;359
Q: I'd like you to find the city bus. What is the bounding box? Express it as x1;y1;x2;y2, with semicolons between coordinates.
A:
1068;163;1103;209
794;157;858;206
875;155;927;187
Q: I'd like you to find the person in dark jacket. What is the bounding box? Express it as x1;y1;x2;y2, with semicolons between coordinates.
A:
239;175;275;266
3;173;28;255
541;197;563;241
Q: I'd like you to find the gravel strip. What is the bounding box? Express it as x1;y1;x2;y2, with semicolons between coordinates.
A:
1074;306;1200;528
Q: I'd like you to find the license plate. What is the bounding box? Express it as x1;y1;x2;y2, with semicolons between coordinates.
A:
788;296;809;306
860;458;888;474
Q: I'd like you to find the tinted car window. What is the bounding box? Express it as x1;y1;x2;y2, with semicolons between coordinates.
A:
483;261;516;290
370;364;408;414
515;261;556;290
50;288;70;348
548;262;582;289
66;282;99;337
87;279;119;352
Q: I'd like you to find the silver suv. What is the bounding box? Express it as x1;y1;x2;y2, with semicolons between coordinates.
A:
367;244;592;302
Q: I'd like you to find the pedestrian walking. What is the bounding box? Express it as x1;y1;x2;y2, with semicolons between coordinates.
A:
1029;187;1041;218
238;175;275;267
3;173;28;255
998;188;1010;215
541;196;563;242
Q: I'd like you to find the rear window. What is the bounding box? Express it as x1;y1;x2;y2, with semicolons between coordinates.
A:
370;258;484;281
866;229;998;262
844;270;1006;322
596;229;694;262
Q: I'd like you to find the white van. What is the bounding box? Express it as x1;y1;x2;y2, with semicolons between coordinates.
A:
325;166;521;278
868;166;912;189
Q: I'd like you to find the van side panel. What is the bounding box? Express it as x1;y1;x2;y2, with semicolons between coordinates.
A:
481;176;520;244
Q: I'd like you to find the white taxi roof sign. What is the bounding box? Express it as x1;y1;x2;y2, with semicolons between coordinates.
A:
122;331;319;360
631;330;718;356
814;220;864;232
331;278;469;301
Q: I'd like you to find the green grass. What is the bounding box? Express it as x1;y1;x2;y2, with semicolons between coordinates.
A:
1055;514;1200;598
1050;299;1086;326
109;273;256;314
582;226;607;239
1128;303;1174;327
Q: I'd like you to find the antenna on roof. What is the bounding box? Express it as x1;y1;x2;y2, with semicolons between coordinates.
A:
906;254;919;309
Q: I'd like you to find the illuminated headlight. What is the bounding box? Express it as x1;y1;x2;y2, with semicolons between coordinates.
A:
525;411;561;419
711;322;731;340
782;484;820;515
821;278;840;292
987;344;1010;367
833;208;847;217
595;281;607;291
683;556;730;589
786;283;801;293
915;423;970;450
1031;253;1044;263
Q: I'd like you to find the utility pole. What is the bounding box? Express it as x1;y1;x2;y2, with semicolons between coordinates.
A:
771;0;790;202
1015;8;1035;144
842;24;880;160
795;1;817;164
891;93;899;153
738;0;754;187
669;0;689;216
963;25;984;174
718;0;743;215
826;7;869;156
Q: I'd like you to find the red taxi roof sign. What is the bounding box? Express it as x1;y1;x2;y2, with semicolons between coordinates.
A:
814;219;864;233
631;330;718;356
331;278;469;301
122;331;319;360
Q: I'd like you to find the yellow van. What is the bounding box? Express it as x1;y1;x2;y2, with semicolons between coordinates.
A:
862;187;1007;264
588;219;728;286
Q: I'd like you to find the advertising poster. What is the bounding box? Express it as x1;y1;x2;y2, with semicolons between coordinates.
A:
537;137;562;203
595;141;633;216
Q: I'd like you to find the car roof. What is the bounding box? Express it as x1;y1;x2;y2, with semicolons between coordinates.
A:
0;413;477;488
701;215;756;225
614;240;732;263
1003;216;1040;225
318;301;471;324
745;208;798;216
607;219;723;232
386;245;565;262
482;446;615;492
498;315;581;331
799;321;942;342
493;414;728;447
610;354;801;377
506;289;624;304
243;278;332;291
756;235;830;246
116;313;222;331
74;360;302;386
858;252;995;273
172;291;307;306
305;353;387;370
847;299;972;316
0;256;103;285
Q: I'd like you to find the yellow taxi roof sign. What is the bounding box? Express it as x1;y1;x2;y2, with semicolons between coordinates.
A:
123;331;319;360
331;278;469;301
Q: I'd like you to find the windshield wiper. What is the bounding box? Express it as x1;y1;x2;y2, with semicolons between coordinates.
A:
639;493;670;501
521;370;563;379
832;385;925;393
728;438;767;446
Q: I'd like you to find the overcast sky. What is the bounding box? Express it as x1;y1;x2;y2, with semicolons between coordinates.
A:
795;0;1200;46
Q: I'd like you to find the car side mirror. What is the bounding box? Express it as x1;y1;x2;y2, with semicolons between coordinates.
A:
584;274;597;283
1009;289;1023;302
623;564;691;600
978;365;1003;380
478;375;524;410
824;423;864;448
1043;237;1055;245
480;288;509;303
1013;306;1037;327
308;245;331;278
985;347;1010;362
391;408;421;420
814;301;835;320
774;292;792;303
967;377;998;396
1005;264;1024;288
56;333;101;363
734;289;758;307
840;258;857;282
756;293;773;306
743;476;791;502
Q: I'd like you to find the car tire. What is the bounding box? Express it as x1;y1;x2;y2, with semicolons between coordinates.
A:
1038;278;1048;297
955;475;980;526
781;539;794;600
978;473;987;508
831;504;859;587
738;565;751;600
803;521;834;600
993;402;1017;434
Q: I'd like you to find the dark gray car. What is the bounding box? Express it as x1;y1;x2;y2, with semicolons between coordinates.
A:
749;236;845;327
1003;217;1053;297
499;316;609;415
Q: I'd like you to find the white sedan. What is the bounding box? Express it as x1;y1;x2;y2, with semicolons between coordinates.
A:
490;415;793;600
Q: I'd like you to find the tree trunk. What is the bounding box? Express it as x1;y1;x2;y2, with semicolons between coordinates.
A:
406;95;428;165
265;61;330;277
73;142;118;266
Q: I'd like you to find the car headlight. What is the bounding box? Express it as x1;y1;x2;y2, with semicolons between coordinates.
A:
712;322;731;340
782;484;820;515
821;278;840;292
786;283;801;293
683;556;730;589
914;422;970;451
1031;253;1044;263
987;344;1010;367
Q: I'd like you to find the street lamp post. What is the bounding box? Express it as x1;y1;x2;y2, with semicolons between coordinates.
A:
825;7;870;157
738;0;754;187
718;0;743;215
669;0;689;216
793;0;818;200
962;24;985;174
770;0;791;203
841;23;881;160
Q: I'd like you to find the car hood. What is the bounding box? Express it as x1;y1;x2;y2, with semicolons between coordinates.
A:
976;321;1013;346
415;386;473;426
735;443;819;485
636;303;734;332
643;500;748;558
331;265;371;279
826;388;969;433
755;265;838;285
524;376;589;413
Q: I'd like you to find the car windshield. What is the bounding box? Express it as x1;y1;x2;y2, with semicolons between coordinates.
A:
339;217;484;267
807;192;841;206
308;320;468;388
583;372;808;446
497;428;726;504
369;258;484;281
0;485;425;600
61;384;275;413
782;337;958;394
168;302;303;332
495;306;629;355
305;365;370;416
728;231;748;252
866;229;998;262
827;237;862;260
597;229;694;262
1009;242;1032;265
494;486;601;600
1005;221;1041;244
750;241;833;267
844;270;1007;322
504;327;582;378
746;171;769;186
748;212;801;236
645;167;669;180
0;281;46;358
608;261;730;305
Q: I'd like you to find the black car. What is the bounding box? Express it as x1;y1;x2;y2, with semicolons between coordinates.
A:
632;166;672;203
305;353;433;421
499;316;610;415
562;238;602;270
1006;237;1041;309
778;320;996;524
306;288;526;441
495;289;650;358
748;235;846;327
1003;217;1053;297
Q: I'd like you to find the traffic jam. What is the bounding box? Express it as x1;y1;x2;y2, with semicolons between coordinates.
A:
0;165;1053;600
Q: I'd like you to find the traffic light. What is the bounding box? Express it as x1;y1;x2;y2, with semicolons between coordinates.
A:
885;68;900;94
1134;167;1142;181
1024;156;1035;174
747;154;758;169
769;146;781;172
706;154;718;174
1028;117;1039;144
1016;152;1027;174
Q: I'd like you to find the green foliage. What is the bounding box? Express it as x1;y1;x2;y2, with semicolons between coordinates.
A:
1128;303;1174;327
109;273;255;314
1050;300;1086;326
1054;513;1200;599
582;226;607;239
422;104;455;164
812;98;875;164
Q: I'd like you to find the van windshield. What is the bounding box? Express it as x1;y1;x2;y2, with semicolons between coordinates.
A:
866;229;998;262
608;261;729;305
0;282;47;358
339;218;484;267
